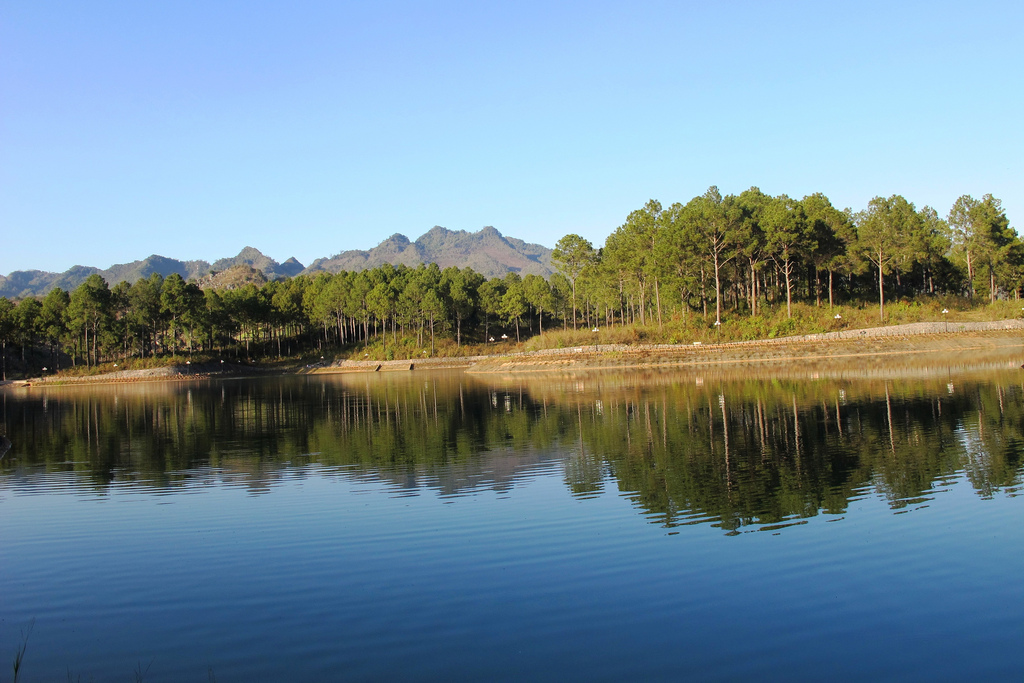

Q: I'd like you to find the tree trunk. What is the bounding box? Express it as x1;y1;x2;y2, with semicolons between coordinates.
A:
966;249;975;298
655;276;663;329
878;256;885;322
619;279;625;327
699;265;707;317
638;280;646;326
571;279;577;330
784;258;793;318
749;260;756;316
713;256;722;323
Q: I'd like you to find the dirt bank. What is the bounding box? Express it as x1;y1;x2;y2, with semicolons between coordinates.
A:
4;320;1022;386
466;324;1024;374
1;361;260;388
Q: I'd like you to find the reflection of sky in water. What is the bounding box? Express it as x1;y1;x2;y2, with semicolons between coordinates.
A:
3;446;1022;681
2;367;1024;680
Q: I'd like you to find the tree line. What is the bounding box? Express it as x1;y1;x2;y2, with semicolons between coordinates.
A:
0;263;574;377
553;189;1016;328
0;189;1015;377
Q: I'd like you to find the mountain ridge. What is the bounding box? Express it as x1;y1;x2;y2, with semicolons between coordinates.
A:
303;226;553;279
0;227;554;297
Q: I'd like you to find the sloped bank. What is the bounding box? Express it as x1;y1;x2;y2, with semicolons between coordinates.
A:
1;361;263;387
308;356;486;374
465;320;1024;374
4;320;1022;386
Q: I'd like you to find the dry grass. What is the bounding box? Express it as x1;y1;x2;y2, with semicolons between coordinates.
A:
469;329;1024;374
522;297;1024;350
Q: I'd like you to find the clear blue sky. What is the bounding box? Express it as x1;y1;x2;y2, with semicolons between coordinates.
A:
2;0;1021;275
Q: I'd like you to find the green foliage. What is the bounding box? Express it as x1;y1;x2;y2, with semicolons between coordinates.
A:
551;233;595;329
1;188;1020;378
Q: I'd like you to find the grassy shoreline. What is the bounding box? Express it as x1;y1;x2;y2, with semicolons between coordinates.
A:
467;333;1023;375
4;319;1021;387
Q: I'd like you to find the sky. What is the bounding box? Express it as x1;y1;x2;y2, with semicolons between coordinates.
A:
2;0;1022;275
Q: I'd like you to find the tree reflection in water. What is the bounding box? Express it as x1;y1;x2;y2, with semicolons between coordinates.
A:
3;364;1022;532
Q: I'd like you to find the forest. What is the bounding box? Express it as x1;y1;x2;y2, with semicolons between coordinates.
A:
0;189;1017;378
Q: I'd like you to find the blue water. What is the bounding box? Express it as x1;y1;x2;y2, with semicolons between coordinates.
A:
2;370;1022;681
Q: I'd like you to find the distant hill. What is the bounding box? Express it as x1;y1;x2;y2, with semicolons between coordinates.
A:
304;226;553;279
194;264;269;290
0;248;302;298
212;247;304;280
0;268;101;300
0;257;207;299
0;227;553;298
104;255;211;287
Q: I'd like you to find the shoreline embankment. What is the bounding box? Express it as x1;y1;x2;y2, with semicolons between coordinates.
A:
3;319;1022;387
464;319;1024;374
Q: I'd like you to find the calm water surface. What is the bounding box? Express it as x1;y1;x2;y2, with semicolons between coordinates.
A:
2;361;1023;681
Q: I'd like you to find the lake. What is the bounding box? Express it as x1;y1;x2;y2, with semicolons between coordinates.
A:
2;359;1023;681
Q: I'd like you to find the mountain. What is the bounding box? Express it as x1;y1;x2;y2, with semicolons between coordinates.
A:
210;246;303;279
194;264;269;290
0;268;100;300
0;258;204;299
0;248;303;298
103;255;210;286
0;227;553;298
304;226;553;279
